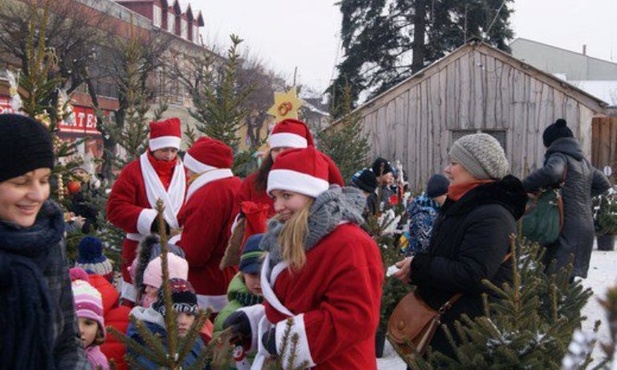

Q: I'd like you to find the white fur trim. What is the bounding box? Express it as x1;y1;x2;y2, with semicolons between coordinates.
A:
268;133;307;149
183;152;218;174
126;233;145;242
238;304;266;352
196;294;229;313
168;234;181;245
149;136;181;151
275;313;316;368
137;208;158;235
267;169;329;198
260;254;293;316
186;168;234;200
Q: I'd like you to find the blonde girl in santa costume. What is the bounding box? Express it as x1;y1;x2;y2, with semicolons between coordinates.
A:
223;147;383;370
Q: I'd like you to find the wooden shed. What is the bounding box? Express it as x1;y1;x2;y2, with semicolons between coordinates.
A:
352;40;609;192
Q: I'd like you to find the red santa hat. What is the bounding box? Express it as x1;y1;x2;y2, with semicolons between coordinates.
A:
149;118;182;152
268;118;315;149
184;136;233;173
267;147;330;198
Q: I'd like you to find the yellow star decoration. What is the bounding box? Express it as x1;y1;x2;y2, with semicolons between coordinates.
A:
267;87;303;122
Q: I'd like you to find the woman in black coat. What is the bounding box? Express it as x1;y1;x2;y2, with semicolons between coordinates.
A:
395;133;527;359
523;119;610;280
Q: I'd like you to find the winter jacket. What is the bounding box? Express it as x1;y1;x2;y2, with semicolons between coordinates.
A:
85;345;109;370
523;137;611;278
213;272;263;333
127;307;205;369
88;274;130;370
243;186;384;369
106;152;185;301
404;193;441;256
410;176;527;358
0;201;89;369
177;172;241;312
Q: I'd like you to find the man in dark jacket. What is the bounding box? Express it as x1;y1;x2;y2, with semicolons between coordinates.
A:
523;118;611;279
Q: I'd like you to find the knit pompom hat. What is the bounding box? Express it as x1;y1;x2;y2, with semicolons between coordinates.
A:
0;114;54;182
152;278;199;316
238;234;265;274
448;133;510;180
543;118;574;147
75;236;113;281
71;276;106;336
142;253;189;289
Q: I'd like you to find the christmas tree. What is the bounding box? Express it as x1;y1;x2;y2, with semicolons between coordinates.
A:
401;237;595;369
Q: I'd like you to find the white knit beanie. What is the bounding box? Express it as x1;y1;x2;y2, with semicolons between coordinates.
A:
449;133;509;180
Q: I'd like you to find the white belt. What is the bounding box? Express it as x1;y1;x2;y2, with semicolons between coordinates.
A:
126;233;145;242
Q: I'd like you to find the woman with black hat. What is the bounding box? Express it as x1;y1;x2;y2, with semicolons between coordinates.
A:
523;118;610;280
0;114;89;368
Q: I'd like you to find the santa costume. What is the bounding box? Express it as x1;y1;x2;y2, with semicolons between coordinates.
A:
237;118;344;218
176;137;241;313
238;147;383;369
106;118;186;303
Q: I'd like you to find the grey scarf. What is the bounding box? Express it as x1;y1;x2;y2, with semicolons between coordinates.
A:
260;185;366;268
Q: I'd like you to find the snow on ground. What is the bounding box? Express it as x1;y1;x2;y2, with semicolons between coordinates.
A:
377;241;617;369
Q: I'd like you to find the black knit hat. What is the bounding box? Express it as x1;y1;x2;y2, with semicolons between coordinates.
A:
543;118;573;147
425;174;450;198
353;169;378;193
153;278;199;316
371;157;392;176
0;114;54;182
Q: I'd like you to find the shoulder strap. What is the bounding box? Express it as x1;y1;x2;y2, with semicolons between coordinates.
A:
439;251;511;314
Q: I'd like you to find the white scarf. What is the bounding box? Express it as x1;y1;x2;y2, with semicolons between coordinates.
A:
186;168;234;201
139;153;186;229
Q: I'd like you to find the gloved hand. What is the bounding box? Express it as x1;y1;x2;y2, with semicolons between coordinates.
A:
223;311;252;338
261;328;277;357
151;219;171;235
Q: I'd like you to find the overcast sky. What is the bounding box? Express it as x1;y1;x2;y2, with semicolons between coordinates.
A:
195;0;617;93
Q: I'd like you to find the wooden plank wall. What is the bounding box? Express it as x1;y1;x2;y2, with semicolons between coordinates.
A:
592;117;617;183
359;47;598;192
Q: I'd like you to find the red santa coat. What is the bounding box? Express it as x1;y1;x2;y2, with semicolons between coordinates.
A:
177;169;241;313
261;223;383;369
237;171;275;218
106;153;185;300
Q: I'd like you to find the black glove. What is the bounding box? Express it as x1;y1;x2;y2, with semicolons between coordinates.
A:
150;219;171;235
261;328;277;357
223;311;252;338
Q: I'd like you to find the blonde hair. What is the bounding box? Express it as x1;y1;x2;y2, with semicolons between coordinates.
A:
277;199;314;272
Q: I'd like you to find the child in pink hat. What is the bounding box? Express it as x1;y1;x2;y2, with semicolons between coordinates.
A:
71;269;109;370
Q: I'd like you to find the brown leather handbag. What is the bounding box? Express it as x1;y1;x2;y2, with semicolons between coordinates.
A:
387;290;461;358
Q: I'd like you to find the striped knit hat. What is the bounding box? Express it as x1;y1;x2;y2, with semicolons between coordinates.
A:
75;236;113;282
239;234;264;274
71;275;105;336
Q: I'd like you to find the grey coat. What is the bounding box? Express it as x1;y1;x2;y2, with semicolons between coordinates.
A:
523;137;611;278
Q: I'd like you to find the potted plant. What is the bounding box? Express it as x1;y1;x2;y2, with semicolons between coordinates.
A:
593;187;617;251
